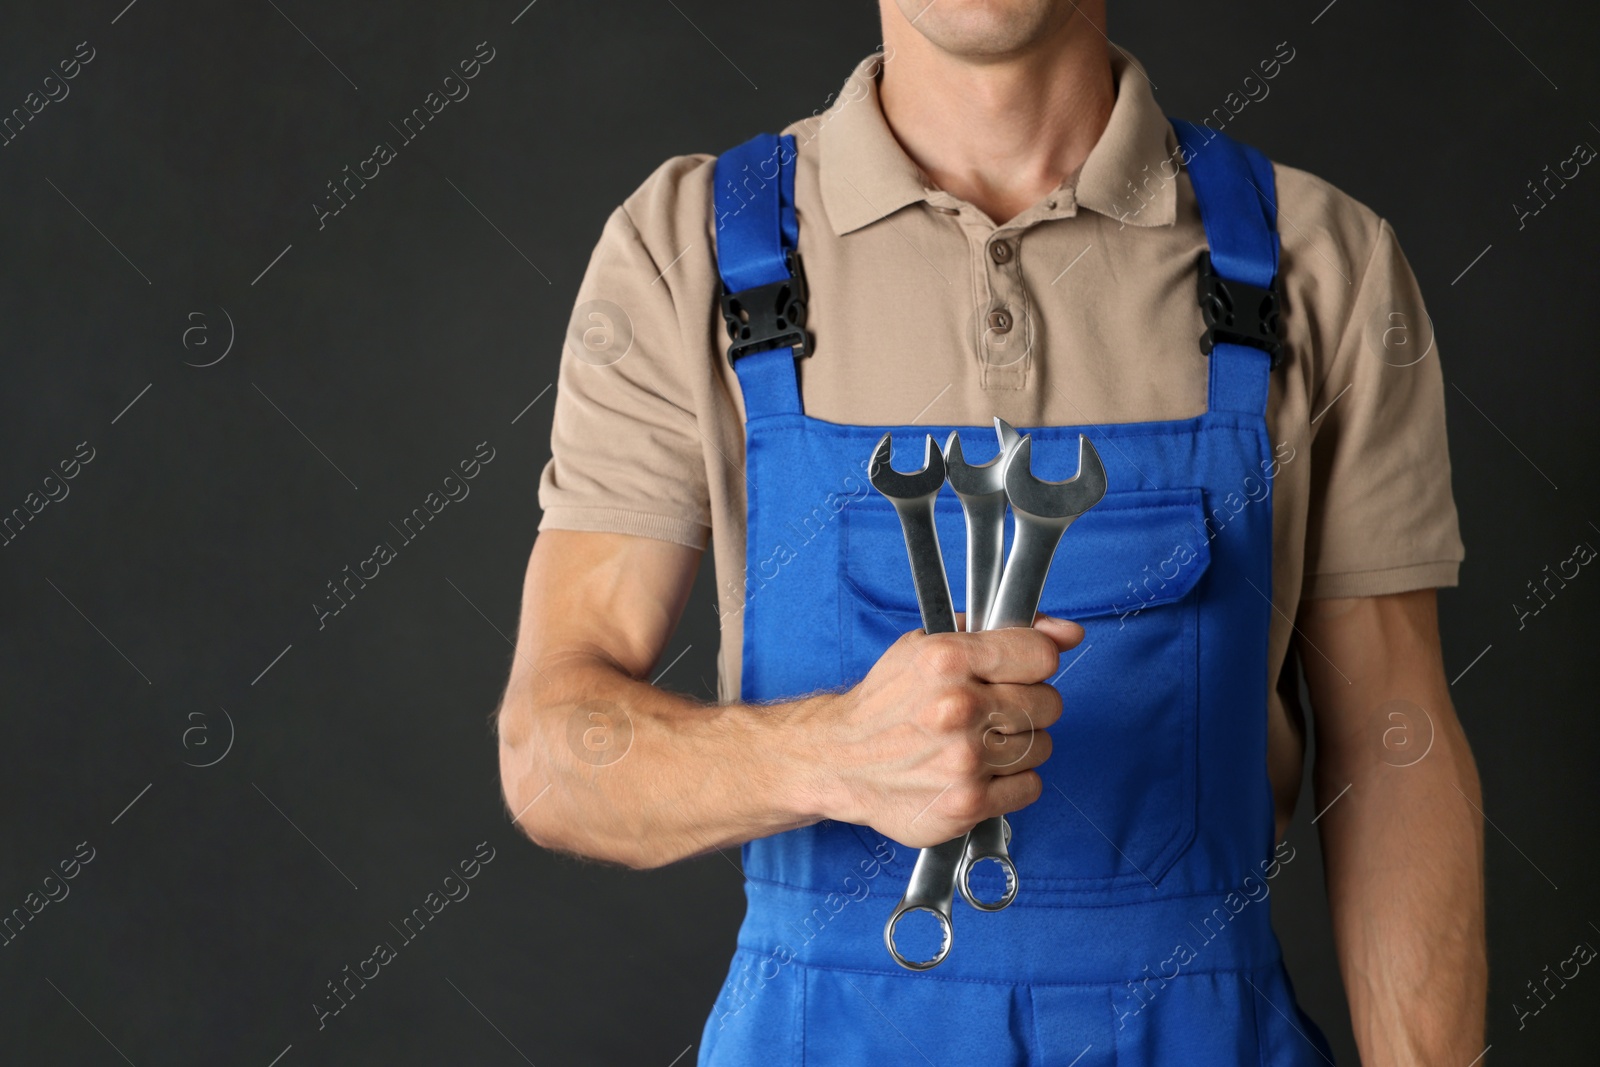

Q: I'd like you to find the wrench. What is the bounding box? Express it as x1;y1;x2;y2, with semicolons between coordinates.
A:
868;432;965;970
980;433;1105;913
943;417;1024;912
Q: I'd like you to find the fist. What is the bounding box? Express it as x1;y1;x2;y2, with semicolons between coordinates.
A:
806;615;1082;847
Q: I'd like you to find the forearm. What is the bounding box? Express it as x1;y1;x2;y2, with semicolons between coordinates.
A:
497;649;834;869
495;532;1075;871
1304;593;1487;1065
1318;711;1486;1063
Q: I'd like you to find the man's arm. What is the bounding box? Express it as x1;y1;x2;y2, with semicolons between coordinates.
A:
1298;588;1487;1065
495;529;1076;870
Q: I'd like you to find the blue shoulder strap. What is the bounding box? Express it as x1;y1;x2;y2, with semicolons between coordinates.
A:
1170;119;1282;417
713;132;804;419
710;124;1281;420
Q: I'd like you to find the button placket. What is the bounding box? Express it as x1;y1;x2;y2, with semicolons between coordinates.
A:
980;228;1031;390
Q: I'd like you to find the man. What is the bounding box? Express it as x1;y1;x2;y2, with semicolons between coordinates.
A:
496;1;1487;1063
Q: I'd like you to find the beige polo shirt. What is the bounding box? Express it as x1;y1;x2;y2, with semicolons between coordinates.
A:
537;48;1464;827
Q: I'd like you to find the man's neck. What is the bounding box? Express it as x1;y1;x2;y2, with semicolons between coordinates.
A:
876;5;1116;226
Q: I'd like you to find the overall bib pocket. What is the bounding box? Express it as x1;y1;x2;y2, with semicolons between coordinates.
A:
839;486;1212;893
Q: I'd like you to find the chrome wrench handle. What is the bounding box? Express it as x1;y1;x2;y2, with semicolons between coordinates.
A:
884;493;956;635
959;490;1006;630
988;509;1077;628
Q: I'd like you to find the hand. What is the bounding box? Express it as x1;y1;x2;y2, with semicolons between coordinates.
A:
800;615;1082;848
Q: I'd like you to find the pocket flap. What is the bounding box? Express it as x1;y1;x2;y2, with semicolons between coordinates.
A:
843;487;1212;621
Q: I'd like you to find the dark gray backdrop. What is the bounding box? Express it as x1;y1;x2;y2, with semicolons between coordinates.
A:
2;1;1595;1063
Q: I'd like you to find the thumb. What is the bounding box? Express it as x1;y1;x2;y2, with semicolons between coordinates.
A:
1032;613;1085;651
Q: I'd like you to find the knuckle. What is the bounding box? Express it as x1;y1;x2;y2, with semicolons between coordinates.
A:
925;687;977;732
948;784;988;824
921;635;968;678
949;738;986;778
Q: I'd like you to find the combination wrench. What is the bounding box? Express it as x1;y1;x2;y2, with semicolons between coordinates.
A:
943;418;1024;912
976;429;1108;912
867;432;966;970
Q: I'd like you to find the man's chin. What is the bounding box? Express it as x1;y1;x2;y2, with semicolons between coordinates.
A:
889;0;1079;60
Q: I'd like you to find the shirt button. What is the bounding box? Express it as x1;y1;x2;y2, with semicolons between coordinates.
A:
986;308;1013;334
989;239;1013;264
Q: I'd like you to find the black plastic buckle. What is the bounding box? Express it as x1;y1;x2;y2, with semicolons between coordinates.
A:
1197;252;1284;369
720;249;810;365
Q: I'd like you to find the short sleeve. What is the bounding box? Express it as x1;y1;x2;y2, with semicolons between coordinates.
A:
1300;219;1465;598
536;183;712;550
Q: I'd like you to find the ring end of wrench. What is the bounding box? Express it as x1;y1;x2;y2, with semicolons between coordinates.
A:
884;903;954;971
958;855;1019;913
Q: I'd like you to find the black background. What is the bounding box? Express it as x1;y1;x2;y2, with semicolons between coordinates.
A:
2;1;1596;1064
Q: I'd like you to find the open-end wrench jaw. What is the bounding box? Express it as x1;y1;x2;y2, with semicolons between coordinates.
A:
869;432;946;500
994;417;1023;456
945;418;1024;494
1002;434;1108;523
943;432;1006;497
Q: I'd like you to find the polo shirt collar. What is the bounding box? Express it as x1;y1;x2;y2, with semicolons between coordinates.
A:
817;44;1177;234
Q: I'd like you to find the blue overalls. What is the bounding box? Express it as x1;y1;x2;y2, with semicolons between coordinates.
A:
697;120;1336;1066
